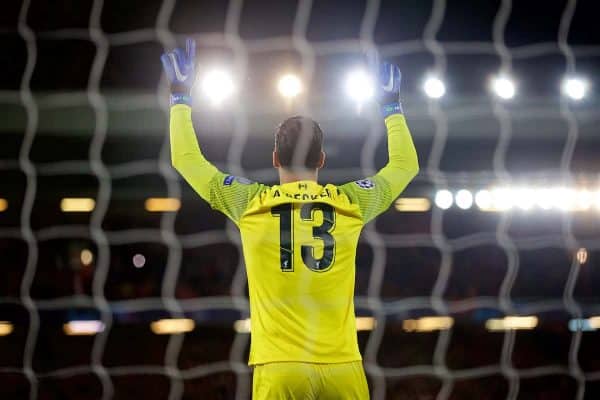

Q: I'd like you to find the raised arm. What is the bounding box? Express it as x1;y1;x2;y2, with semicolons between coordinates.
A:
169;103;219;201
339;62;419;223
161;39;263;224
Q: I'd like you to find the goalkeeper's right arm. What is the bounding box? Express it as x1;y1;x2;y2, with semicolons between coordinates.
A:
161;39;263;224
169;103;219;202
161;38;219;202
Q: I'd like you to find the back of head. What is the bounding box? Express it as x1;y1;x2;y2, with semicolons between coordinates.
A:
274;116;324;170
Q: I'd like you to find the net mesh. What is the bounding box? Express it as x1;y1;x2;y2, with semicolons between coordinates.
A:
1;0;600;399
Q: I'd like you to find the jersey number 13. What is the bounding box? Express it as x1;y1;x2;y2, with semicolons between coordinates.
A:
271;202;336;272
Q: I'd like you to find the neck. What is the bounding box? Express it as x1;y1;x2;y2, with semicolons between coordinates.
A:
278;168;318;184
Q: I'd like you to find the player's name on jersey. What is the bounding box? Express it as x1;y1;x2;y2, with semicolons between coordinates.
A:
268;187;337;201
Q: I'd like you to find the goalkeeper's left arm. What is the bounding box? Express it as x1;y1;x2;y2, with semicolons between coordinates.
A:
162;39;263;224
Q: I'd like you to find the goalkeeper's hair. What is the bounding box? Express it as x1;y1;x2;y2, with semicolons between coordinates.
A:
274;116;324;169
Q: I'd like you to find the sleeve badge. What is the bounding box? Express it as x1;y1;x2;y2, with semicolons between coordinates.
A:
354;179;375;189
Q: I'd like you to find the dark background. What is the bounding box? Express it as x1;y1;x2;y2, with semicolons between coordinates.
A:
1;0;600;399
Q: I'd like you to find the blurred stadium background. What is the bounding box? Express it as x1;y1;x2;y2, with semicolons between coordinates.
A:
1;0;600;399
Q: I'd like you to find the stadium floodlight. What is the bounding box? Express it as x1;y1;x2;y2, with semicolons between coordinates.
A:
80;249;94;267
492;187;513;211
345;69;375;102
423;76;446;99
63;320;105;336
455;189;473;210
132;253;146;268
592;190;600;210
434;189;453;209
60;197;95;212
554;187;576;211
0;198;7;212
0;321;13;336
200;68;235;106
277;73;303;99
491;75;516;100
145;197;181;212
536;188;554;210
514;188;536;210
234;318;251;333
150;318;195;335
562;77;588;101
576;248;588;264
475;189;493;211
355;317;376;331
394;197;431;212
576;190;593;211
569;318;599;332
485;316;538;331
402;316;454;332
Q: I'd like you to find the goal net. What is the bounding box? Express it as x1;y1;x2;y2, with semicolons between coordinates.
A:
1;0;599;399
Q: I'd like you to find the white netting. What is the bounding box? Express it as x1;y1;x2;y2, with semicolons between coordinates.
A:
1;0;600;399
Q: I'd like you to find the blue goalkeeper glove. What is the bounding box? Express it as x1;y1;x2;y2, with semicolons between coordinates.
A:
367;49;403;117
377;62;403;118
160;38;196;106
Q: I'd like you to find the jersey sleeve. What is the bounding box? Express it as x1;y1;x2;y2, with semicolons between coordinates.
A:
339;114;419;224
170;104;263;224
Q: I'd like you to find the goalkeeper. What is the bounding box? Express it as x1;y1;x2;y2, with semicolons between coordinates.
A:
161;39;418;399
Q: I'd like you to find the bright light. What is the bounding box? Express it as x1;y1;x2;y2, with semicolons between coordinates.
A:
277;74;303;99
403;316;454;332
60;198;95;212
492;187;513;211
491;75;516;100
576;248;588;264
345;69;375;102
455;189;473;210
0;198;7;212
569;317;600;332
0;321;13;336
434;190;453;209
562;77;588;101
80;249;93;266
150;318;195;335
475;190;493;211
423;76;446;99
395;197;431;212
576;190;593;211
63;320;105;336
536;188;554;210
554;187;576;211
234;318;251;333
486;316;538;331
133;254;146;268
514;188;536;210
145;197;181;212
356;317;377;331
590;317;600;329
201;69;235;106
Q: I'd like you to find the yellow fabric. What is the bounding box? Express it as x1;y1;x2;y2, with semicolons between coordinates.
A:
170;105;419;366
170;104;264;224
252;361;369;400
338;114;419;223
241;181;364;364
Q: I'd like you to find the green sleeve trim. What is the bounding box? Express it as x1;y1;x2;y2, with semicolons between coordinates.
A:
338;175;393;224
208;173;264;224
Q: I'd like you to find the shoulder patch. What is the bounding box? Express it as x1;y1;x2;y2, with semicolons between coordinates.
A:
223;175;235;186
354;179;375;189
223;175;254;186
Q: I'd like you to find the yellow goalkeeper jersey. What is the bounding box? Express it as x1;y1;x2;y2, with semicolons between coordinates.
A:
170;104;418;365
